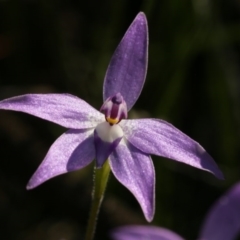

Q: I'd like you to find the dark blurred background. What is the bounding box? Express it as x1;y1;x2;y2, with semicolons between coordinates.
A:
0;0;240;239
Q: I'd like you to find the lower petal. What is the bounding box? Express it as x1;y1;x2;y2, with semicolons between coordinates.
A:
94;121;123;168
109;139;155;222
27;129;95;189
94;130;122;168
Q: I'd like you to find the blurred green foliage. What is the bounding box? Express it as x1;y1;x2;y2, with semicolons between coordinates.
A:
0;0;240;239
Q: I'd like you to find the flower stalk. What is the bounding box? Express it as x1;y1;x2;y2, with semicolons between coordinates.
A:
85;160;111;240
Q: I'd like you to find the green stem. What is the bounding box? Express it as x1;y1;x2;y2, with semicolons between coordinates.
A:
84;160;111;240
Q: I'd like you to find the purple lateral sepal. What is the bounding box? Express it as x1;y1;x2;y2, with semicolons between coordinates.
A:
103;12;148;111
94;129;122;168
199;182;240;240
109;140;155;222
121;119;224;179
111;225;185;240
27;129;95;189
0;94;104;129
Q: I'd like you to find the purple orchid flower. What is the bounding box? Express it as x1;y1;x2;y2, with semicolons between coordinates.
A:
111;182;240;240
0;12;223;222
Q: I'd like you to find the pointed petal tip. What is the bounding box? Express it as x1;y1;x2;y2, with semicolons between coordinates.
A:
195;143;224;180
26;183;34;190
135;12;147;21
26;185;32;190
26;178;39;190
146;214;154;223
26;177;41;190
208;168;224;181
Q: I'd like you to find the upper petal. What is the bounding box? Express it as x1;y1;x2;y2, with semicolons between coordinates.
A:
27;128;95;189
109;140;155;222
121;119;224;179
0;94;104;129
111;225;185;240
199;182;240;240
103;12;148;111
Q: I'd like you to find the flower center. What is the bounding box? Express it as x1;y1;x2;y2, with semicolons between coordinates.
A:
100;92;127;125
95;121;123;142
94;121;124;167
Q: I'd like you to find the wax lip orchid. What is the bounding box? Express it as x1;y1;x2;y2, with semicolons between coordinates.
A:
0;12;223;222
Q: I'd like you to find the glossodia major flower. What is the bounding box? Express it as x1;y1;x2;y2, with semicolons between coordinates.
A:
111;182;240;240
0;12;223;222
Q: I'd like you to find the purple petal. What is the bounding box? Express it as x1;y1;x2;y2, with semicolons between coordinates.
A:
199;182;240;240
121;119;223;179
0;94;104;129
94;129;122;168
103;12;148;110
27;129;95;189
109;140;155;222
111;225;185;240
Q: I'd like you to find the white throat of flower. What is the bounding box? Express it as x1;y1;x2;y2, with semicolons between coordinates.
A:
95;121;123;143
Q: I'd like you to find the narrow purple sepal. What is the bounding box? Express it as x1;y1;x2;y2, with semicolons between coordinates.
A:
94;129;122;168
111;225;185;240
103;12;148;111
109;140;155;222
27;129;95;189
0;94;104;129
199;182;240;240
121;119;224;179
